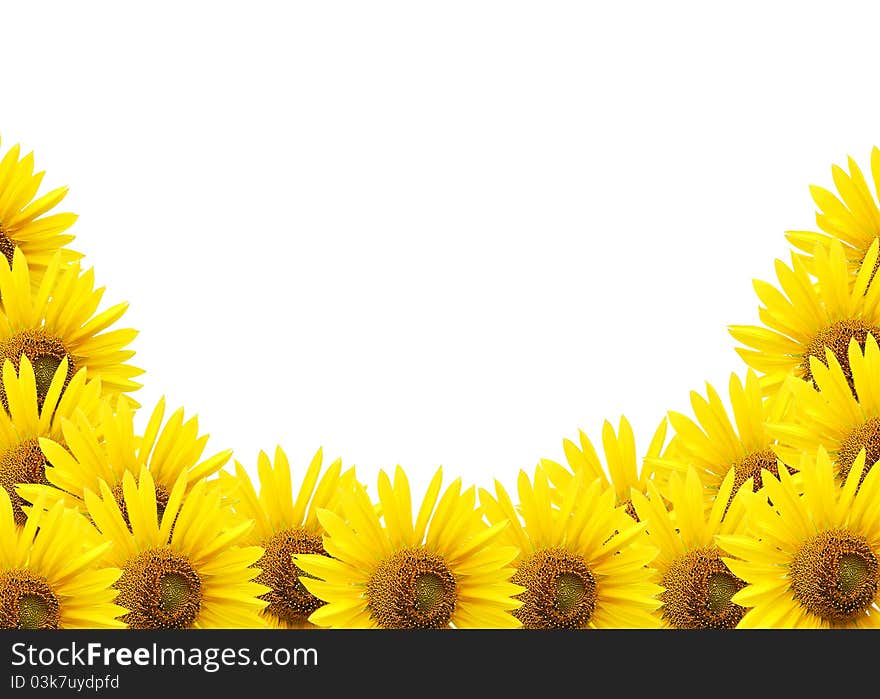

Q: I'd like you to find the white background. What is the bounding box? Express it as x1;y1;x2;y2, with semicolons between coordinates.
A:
2;2;879;496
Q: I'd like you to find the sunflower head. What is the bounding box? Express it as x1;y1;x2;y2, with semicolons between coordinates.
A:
786;147;880;281
0;355;105;525
0;247;142;403
84;468;268;629
0;139;80;279
731;237;880;394
482;467;662;629
650;370;795;512
721;447;880;628
0;488;124;629
295;467;522;629
775;334;880;490
23;397;231;522
633;466;755;629
541;415;669;520
221;446;357;628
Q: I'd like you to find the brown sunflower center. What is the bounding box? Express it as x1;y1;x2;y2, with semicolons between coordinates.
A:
0;229;16;267
0;570;60;629
790;529;878;624
367;547;456;629
511;547;597;629
802;319;880;392
836;418;880;487
0;438;49;526
114;547;201;629
731;448;794;494
660;546;746;629
110;480;171;531
255;528;326;627
0;329;76;407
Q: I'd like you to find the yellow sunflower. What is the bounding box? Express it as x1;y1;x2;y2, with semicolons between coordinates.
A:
631;466;754;628
730;237;880;394
0;138;80;280
720;447;880;628
1;488;124;628
540;415;668;520
85;467;268;628
787;148;880;279
220;446;356;628
0;247;142;403
0;356;104;525
20;397;231;520
648;370;794;506
773;334;880;488
481;466;661;628
294;467;523;628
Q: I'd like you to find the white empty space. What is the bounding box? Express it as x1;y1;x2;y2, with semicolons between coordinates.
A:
2;1;879;495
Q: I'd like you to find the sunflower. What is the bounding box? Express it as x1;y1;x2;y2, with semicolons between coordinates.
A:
0;488;124;628
773;334;880;489
0;138;80;279
84;467;268;628
539;415;667;520
648;370;794;507
631;466;754;628
294;467;523;628
0;356;104;525
730;237;880;394
220;446;356;628
481;466;661;628
0;247;141;403
20;397;231;521
719;447;880;628
787;148;880;279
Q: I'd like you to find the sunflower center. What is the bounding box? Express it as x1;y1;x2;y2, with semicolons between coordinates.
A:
414;573;445;613
731;448;779;492
0;229;16;266
660;546;746;629
255;528;327;627
554;572;587;614
0;329;75;407
511;548;597;629
802;319;880;392
0;438;49;526
114;547;201;629
836;418;880;487
0;570;60;629
367;547;456;629
790;529;878;624
110;480;171;531
706;573;739;613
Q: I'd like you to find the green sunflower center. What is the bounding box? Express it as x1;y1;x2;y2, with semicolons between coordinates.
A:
0;329;75;407
836;418;880;487
414;573;446;613
511;547;597;629
0;438;49;526
159;573;193;615
554;572;587;614
0;570;60;629
114;547;202;629
790;529;878;624
255;528;327;627
660;546;746;629
367;547;456;629
802;319;880;393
